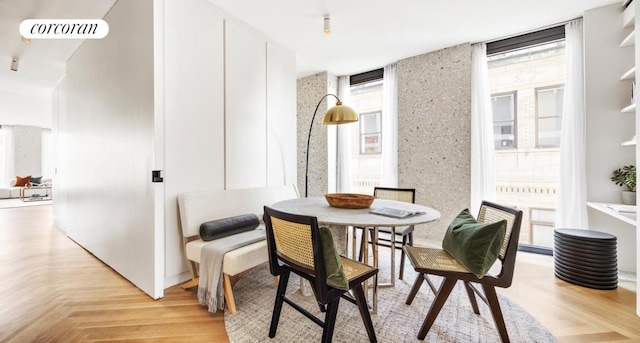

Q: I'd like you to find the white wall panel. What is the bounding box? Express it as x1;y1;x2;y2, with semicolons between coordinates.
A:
584;4;636;274
153;0;166;296
225;18;267;189
52;78;68;230
61;0;159;298
162;0;225;283
584;5;635;204
266;39;296;187
0;88;52;128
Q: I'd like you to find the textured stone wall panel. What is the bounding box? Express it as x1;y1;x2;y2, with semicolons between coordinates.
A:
297;72;330;197
397;43;472;241
14;125;42;178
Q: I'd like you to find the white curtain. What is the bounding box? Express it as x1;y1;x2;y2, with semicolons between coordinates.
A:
381;63;398;187
2;125;15;187
336;75;353;193
556;19;588;229
470;43;497;215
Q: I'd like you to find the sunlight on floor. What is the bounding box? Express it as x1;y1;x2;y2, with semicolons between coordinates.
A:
414;237;637;292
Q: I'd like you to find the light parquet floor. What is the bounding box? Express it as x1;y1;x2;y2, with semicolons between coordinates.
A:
498;256;640;343
0;205;228;343
1;205;639;342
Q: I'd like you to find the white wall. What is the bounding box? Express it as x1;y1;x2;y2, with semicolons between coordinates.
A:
161;0;225;285
0;88;52;128
159;0;297;286
585;4;635;202
225;18;267;189
634;0;640;315
56;0;161;298
52;79;67;229
584;4;637;273
1;87;52;184
267;39;297;187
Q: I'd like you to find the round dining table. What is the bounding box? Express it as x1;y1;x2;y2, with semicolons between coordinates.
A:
270;196;441;312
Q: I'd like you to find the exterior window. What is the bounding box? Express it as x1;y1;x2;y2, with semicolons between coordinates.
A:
349;76;383;194
360;112;381;154
487;29;566;252
530;208;556;247
491;92;517;149
536;85;564;148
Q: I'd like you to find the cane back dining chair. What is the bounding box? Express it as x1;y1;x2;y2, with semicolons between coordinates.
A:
263;206;379;343
357;187;416;280
403;201;523;342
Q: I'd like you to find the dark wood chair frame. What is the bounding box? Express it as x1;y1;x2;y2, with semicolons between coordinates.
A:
264;206;378;343
358;187;416;280
404;201;523;342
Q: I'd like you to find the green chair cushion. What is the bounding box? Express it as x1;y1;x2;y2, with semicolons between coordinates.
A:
319;226;349;290
442;209;507;278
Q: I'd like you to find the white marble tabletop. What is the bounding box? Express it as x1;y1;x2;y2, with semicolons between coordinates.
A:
270;197;441;227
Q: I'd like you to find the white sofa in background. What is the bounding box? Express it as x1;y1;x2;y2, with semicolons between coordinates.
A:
177;184;299;313
0;178;52;199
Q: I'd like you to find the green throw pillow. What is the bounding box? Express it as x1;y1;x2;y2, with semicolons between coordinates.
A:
442;209;507;278
318;227;349;290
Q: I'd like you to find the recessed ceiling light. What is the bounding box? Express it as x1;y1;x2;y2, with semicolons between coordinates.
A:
11;57;19;72
324;14;330;34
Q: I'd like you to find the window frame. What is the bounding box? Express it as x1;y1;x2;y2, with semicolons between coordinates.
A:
487;25;566;255
487;25;565;56
350;68;384;86
521;207;555;255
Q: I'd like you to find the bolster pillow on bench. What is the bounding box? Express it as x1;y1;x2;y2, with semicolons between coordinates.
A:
199;214;261;241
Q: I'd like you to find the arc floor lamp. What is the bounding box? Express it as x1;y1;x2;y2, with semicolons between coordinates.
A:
305;94;359;197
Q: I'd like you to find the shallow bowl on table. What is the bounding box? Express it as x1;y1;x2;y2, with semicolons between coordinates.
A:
324;193;374;209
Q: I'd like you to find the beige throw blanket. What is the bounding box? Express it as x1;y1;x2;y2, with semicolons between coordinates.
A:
197;229;266;313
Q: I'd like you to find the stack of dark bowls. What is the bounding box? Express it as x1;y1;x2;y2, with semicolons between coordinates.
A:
553;228;617;290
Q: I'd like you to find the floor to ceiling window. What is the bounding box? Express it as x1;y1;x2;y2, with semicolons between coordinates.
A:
347;69;384;195
487;26;566;251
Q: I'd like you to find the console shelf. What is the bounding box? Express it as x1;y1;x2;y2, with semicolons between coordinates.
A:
621;140;637;146
621;66;636;80
621;30;636;47
587;202;636;226
621;103;636;113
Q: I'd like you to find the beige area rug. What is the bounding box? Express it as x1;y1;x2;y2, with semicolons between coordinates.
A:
225;253;556;343
0;198;52;209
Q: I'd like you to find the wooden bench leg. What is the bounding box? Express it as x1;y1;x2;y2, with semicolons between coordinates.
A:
180;278;199;290
223;267;273;314
224;273;237;314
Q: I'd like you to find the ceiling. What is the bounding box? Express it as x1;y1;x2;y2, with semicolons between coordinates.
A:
0;0;620;95
0;0;116;93
210;0;620;78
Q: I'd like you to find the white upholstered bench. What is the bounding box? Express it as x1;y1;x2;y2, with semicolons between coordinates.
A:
177;184;299;313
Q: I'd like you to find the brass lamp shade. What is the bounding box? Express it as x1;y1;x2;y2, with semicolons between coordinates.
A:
305;94;359;197
322;100;359;125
